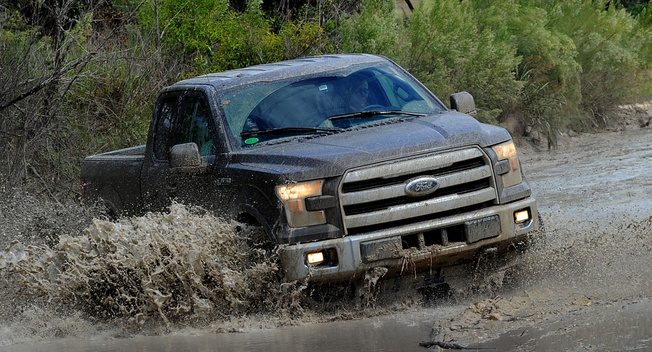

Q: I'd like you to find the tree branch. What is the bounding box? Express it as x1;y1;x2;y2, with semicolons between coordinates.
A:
0;130;22;137
0;51;97;111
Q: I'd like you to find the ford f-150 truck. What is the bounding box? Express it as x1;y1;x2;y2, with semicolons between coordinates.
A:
80;54;539;283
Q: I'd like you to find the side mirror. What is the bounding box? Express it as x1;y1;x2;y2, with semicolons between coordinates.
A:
450;91;477;117
169;143;207;174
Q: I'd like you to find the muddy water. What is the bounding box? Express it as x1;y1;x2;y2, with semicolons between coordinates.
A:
1;314;433;352
1;128;652;351
475;299;652;351
464;127;652;350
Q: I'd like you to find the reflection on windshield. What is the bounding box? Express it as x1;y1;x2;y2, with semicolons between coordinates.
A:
220;63;443;148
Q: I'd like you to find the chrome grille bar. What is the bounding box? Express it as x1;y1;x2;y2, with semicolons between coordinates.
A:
340;147;497;234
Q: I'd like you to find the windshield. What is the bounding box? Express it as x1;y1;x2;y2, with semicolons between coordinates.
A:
219;62;444;149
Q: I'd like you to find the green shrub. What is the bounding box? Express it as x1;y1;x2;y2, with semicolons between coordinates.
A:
544;0;651;123
402;1;522;124
279;21;330;58
476;1;581;143
137;0;327;74
338;0;403;58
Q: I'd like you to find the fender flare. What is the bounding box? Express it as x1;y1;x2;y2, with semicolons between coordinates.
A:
230;188;281;244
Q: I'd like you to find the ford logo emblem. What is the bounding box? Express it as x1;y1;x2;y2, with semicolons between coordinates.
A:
404;177;440;197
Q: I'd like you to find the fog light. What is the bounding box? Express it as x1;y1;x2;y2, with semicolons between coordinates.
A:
307;251;325;265
514;209;530;223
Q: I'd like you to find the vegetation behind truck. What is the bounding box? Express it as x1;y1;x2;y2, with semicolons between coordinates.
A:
80;54;539;283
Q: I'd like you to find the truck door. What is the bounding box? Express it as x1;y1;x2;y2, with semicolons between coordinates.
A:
170;91;232;215
141;89;232;215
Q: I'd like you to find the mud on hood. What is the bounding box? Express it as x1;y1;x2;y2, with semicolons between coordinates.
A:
232;112;512;180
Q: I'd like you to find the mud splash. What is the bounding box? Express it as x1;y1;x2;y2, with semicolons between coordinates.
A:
0;194;424;347
0;202;313;344
0;189;95;249
427;212;652;347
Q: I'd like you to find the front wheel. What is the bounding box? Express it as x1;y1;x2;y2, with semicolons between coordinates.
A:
517;212;545;252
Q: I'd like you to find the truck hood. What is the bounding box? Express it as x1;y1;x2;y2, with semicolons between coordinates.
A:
231;112;511;180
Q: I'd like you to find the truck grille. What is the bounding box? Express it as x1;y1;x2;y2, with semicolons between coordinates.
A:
340;147;497;235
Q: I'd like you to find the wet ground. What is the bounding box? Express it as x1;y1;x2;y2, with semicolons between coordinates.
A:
465;126;652;351
1;124;651;351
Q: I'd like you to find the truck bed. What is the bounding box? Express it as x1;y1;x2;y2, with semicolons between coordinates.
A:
81;145;146;214
84;145;146;160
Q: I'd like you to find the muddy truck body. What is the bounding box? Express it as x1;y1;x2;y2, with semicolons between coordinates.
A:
81;54;539;282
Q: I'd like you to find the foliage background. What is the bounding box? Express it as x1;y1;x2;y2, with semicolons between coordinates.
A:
1;0;651;200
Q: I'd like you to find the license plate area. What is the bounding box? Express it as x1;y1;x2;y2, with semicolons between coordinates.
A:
360;236;402;263
465;215;501;243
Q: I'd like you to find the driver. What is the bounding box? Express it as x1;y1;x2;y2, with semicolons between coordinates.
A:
342;72;376;113
349;80;369;112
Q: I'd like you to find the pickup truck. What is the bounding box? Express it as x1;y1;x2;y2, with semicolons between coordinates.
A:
80;54;539;283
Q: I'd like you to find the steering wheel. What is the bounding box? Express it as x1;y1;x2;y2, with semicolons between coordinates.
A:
362;104;386;111
242;114;274;134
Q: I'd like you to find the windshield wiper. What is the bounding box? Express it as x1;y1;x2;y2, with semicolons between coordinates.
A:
240;126;342;138
328;110;426;121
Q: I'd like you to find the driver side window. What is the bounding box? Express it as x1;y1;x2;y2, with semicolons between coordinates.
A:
177;96;215;156
153;93;216;161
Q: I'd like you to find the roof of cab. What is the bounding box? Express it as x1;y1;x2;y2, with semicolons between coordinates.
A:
168;54;389;91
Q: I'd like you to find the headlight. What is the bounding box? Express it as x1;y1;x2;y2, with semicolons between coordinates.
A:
492;141;523;187
493;141;517;160
277;180;326;228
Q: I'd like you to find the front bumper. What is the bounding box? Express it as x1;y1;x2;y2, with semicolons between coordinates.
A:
278;197;538;282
